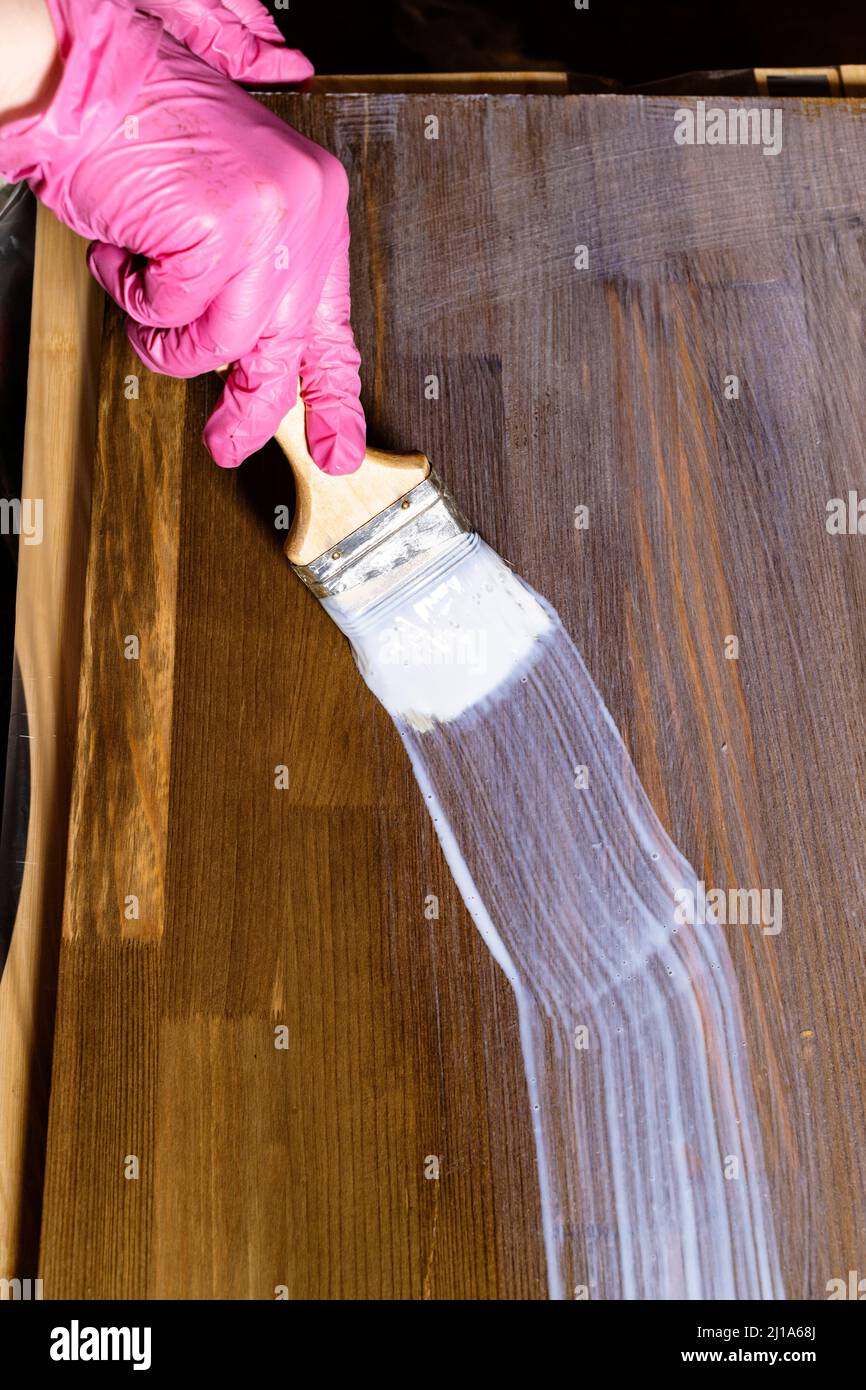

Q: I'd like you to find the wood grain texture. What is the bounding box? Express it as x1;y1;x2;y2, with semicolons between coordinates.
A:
62;312;187;944
0;208;102;1284
39;94;866;1298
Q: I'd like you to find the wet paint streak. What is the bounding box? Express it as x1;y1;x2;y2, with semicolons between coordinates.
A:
610;282;801;1182
324;537;783;1299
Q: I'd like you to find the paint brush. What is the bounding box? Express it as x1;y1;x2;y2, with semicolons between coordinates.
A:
245;387;782;1299
272;392;552;730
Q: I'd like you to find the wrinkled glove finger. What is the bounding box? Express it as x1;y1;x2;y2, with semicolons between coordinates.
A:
138;0;314;83
297;213;366;476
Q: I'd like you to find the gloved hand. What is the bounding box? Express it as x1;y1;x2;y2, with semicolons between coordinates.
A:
0;0;366;473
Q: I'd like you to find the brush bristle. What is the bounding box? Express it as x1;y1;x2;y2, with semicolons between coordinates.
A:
321;534;553;728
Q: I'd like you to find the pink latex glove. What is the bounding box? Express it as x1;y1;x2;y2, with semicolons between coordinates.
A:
0;0;366;473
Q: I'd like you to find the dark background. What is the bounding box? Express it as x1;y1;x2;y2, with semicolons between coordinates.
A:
276;0;864;83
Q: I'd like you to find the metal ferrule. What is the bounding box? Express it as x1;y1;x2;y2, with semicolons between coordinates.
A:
290;470;473;598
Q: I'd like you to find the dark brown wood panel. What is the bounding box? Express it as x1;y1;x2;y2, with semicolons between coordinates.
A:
39;94;866;1298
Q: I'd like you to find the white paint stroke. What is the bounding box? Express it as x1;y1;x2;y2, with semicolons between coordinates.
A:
324;537;783;1300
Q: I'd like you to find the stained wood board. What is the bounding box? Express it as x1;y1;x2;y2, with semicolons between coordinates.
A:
37;94;866;1298
0;208;102;1284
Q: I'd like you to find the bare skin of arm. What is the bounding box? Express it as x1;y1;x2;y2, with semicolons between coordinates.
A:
0;0;61;125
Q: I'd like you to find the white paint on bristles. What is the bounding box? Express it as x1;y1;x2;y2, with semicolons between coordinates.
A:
322;534;783;1300
322;535;550;730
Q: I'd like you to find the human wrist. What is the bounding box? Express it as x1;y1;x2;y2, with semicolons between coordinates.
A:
0;0;62;126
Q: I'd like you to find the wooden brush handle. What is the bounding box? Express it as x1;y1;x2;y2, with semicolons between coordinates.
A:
214;368;430;564
275;393;430;565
